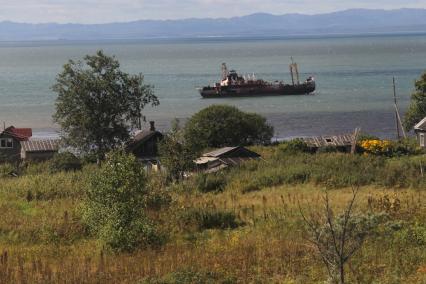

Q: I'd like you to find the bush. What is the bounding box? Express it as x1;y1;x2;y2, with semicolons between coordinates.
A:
181;208;240;231
82;151;163;252
358;138;421;157
141;269;236;284
277;139;311;155
195;173;227;193
49;152;82;173
0;163;15;178
378;157;426;188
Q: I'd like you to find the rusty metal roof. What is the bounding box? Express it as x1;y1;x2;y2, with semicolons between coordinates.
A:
21;139;60;152
302;134;355;148
2;126;32;141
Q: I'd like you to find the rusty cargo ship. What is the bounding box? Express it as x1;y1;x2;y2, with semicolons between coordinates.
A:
198;61;315;98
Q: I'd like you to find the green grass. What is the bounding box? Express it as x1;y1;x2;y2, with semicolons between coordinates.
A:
0;147;425;283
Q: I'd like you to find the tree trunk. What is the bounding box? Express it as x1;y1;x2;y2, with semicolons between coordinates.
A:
339;262;345;284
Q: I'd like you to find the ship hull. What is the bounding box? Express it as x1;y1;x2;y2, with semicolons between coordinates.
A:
199;82;315;98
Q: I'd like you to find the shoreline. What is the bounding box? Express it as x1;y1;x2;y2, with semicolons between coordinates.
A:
31;109;406;140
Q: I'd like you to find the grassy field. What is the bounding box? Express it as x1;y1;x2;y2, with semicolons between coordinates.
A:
0;146;425;283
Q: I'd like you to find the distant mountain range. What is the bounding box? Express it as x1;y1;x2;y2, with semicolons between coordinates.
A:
1;9;426;41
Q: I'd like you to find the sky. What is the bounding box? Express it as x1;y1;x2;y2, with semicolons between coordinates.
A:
0;0;425;24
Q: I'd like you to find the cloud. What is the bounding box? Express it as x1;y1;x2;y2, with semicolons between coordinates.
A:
0;0;424;24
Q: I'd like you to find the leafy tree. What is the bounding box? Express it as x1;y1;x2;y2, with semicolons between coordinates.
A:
82;151;158;252
159;119;195;181
404;71;426;131
52;50;159;163
184;105;273;152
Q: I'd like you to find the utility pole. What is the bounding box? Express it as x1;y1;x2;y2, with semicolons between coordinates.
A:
393;77;407;140
393;77;401;140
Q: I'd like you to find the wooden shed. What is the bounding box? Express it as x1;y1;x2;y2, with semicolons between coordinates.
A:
20;140;60;161
195;146;261;173
414;117;426;148
302;133;356;152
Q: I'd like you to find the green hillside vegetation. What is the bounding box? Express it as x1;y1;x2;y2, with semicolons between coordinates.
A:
0;143;425;283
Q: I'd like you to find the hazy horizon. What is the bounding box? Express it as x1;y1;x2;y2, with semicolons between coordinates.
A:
0;1;425;24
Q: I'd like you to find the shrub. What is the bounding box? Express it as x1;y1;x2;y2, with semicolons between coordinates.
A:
0;163;15;178
181;208;240;231
141;269;236;284
378;157;426;188
49;152;82;173
359;139;393;156
277;139;311;155
82;151;162;252
195;173;227;193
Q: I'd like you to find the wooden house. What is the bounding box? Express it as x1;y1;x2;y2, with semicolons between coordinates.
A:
195;146;261;173
0;126;32;162
302;133;356;152
414;117;426;148
126;121;163;167
20;140;60;161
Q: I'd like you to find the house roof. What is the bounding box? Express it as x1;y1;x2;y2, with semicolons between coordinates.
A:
21;139;60;152
2;126;32;141
134;130;159;143
302;134;355;148
203;147;240;157
203;146;261;158
414;117;426;131
199;146;261;162
126;130;163;151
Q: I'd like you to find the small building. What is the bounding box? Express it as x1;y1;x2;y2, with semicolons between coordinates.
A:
0;126;32;162
20;140;60;161
126;121;163;167
302;133;356;152
414;117;426;148
195;146;261;173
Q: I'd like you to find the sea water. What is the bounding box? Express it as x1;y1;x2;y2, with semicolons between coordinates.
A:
1;34;426;138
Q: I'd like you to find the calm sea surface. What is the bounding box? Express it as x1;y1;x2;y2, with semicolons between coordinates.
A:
1;35;425;139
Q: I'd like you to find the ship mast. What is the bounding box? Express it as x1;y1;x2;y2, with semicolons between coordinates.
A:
289;57;300;85
221;63;229;81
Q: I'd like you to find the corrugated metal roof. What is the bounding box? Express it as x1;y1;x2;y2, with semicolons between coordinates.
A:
21;139;60;152
203;147;240;157
194;156;219;164
302;134;354;148
414;117;426;131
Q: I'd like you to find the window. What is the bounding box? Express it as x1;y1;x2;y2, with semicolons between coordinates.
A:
420;133;425;147
0;138;13;149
